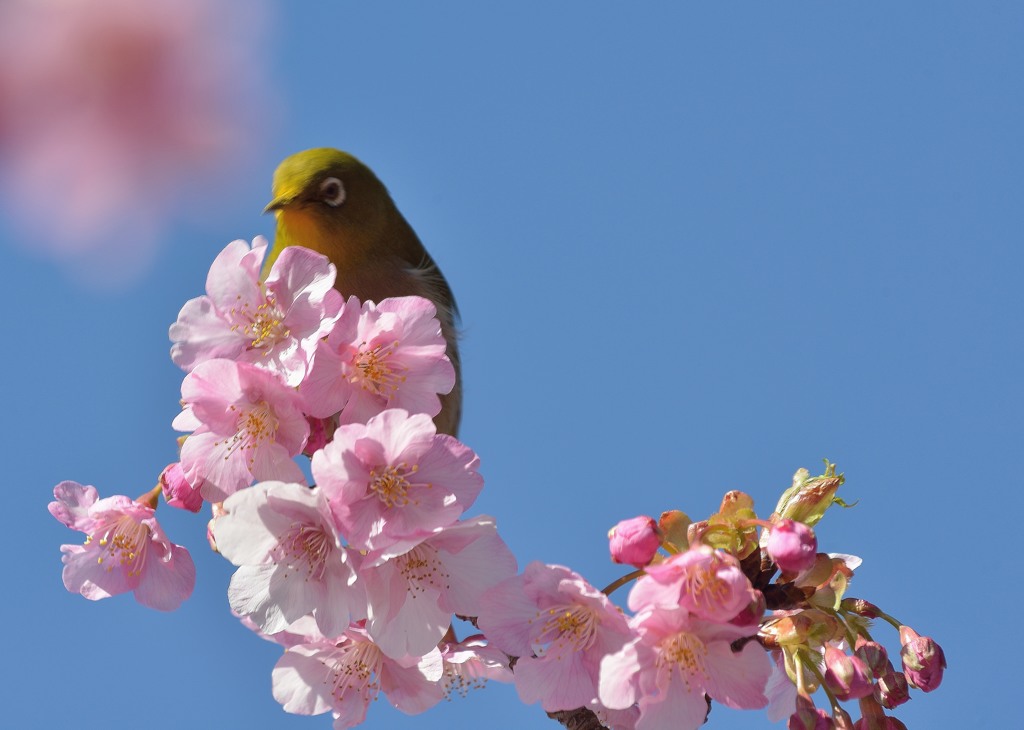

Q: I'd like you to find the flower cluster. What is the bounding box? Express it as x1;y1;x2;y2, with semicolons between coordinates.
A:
50;239;514;729
49;240;946;730
474;462;945;730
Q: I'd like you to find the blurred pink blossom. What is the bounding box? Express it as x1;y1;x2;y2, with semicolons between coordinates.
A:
0;0;270;281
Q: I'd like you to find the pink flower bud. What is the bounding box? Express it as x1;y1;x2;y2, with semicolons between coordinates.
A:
824;645;875;701
789;694;834;729
853;697;908;730
608;515;661;568
874;667;910;709
160;462;204;513
767;519;818;574
898;626;945;692
855;636;890;678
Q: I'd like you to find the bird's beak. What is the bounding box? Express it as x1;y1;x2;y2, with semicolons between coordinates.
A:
263;194;294;214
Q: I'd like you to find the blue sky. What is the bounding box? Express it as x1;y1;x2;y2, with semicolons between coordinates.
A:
8;2;1021;728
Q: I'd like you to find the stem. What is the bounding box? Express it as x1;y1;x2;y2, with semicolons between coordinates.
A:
802;653;842;713
136;483;162;510
601;568;646;596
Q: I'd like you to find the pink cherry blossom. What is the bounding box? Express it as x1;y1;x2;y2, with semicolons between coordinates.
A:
0;0;268;281
312;409;482;557
173;359;308;501
271;623;444;729
213;481;366;638
49;481;195;611
170;238;343;386
478;562;633;712
599;606;771;730
629;545;757;623
360;516;517;658
439;634;514;699
300;296;456;422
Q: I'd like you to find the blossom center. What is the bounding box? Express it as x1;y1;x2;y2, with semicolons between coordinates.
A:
325;639;383;705
683;559;732;614
279;523;332;581
368;463;420;508
92;515;150;577
224;400;279;464
229;291;290;353
351;340;406;396
657;631;709;688
443;660;489;699
533;603;599;657
397;544;449;595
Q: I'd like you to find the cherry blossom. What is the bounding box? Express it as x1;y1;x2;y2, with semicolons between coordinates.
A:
628;545;756;622
213;481;366;638
312;409;482;557
300;295;456;423
599;606;771;730
478;562;633;712
438;635;514;699
0;0;268;279
49;481;195;611
173;359;308;501
271;623;444;729
360;516;517;658
170;237;343;386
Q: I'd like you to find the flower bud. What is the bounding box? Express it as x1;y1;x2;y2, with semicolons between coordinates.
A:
789;694;833;729
159;461;203;513
840;598;883;619
608;516;661;568
874;667;910;709
824;645;875;701
767;519;818;574
854;636;889;678
775;466;842;527
853;696;907;730
898;626;945;692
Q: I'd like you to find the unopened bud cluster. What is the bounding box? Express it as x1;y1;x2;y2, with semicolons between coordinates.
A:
601;461;945;729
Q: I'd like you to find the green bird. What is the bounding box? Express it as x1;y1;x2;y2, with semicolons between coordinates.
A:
263;148;462;436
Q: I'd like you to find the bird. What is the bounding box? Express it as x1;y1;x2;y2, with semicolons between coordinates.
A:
263;148;462;437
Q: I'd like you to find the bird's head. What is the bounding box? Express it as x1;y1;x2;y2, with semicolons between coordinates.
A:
263;148;409;273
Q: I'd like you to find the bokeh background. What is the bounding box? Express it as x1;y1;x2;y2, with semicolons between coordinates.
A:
6;2;1020;727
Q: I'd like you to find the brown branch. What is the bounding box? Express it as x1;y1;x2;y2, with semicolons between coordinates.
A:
546;707;606;730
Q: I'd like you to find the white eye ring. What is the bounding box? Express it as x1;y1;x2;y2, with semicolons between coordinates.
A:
319;176;346;207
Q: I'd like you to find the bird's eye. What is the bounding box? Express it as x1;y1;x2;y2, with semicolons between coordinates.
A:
319;176;346;207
